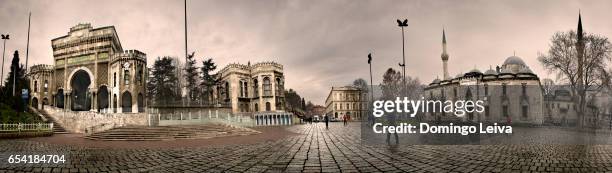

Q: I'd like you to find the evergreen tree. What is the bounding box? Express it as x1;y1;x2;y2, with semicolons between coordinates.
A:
3;51;26;96
2;51;28;112
148;57;178;105
184;52;199;101
200;58;218;103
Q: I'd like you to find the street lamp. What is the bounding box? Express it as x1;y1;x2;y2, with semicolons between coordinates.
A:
397;18;408;119
367;53;374;126
1;34;8;87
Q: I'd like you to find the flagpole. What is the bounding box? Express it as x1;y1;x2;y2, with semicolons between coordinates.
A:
25;12;31;73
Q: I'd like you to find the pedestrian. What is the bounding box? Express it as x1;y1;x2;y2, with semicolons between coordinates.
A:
343;115;347;126
325;115;329;129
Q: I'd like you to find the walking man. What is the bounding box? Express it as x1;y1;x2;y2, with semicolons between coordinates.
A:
324;115;329;129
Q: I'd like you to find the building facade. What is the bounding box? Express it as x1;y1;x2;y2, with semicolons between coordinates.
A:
28;23;147;113
425;30;544;125
214;62;286;114
324;86;367;121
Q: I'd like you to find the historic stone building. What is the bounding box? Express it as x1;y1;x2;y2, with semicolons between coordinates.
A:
213;61;294;126
215;62;285;113
324;86;367;121
425;30;544;125
28;23;147;113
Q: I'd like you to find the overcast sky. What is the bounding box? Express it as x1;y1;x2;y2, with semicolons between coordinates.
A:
1;0;612;105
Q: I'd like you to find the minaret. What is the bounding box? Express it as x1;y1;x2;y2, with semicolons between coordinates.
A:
576;12;584;89
441;29;450;80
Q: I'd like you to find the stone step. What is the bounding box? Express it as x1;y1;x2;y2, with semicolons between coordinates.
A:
85;124;259;141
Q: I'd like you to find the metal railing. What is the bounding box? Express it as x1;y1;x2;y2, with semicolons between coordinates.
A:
0;123;54;132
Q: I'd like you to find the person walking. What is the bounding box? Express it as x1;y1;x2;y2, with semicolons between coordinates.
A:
324;115;329;129
343;115;347;126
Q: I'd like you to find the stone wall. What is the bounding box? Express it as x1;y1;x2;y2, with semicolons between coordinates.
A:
44;107;148;133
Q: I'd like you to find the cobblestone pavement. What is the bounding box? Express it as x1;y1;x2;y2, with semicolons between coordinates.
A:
2;123;612;172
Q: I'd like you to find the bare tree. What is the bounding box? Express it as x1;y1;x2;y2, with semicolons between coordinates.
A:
538;30;612;127
541;78;556;96
352;78;369;93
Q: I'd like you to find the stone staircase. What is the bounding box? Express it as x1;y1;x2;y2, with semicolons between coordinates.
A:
38;109;69;134
84;124;260;141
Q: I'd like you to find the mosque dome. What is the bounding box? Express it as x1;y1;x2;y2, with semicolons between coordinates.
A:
499;67;514;74
518;66;533;74
468;68;481;73
432;78;441;84
503;56;527;66
484;68;497;75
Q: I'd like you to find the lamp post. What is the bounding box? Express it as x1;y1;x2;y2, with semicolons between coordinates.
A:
367;53;374;126
1;34;8;87
397;19;408;119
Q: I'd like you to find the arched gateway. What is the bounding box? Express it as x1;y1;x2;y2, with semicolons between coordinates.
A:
70;70;92;111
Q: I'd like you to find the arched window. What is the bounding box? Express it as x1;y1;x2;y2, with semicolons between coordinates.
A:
113;73;117;87
44;80;48;92
265;102;271;111
239;81;244;97
34;81;38;92
255;103;259;111
124;69;130;85
263;77;271;96
225;81;230;100
136;65;143;85
276;77;282;95
253;78;259;97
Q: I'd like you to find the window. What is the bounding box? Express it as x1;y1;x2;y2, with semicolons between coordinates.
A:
255;103;259;111
263;77;271;96
124;69;130;85
253;79;259;97
484;84;488;95
34;81;38;92
276;78;282;96
521;83;527;95
453;87;457;97
44;80;48;92
485;106;490;117
136;65;143;85
265;102;271;111
244;81;248;97
522;105;528;118
502;83;507;96
239;81;245;97
114;73;117;87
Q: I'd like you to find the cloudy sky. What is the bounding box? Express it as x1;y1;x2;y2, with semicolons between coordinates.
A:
1;0;612;105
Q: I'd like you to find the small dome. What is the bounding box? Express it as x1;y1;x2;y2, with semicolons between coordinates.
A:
503;56;526;66
432;78;441;84
468;68;481;73
484;69;497;75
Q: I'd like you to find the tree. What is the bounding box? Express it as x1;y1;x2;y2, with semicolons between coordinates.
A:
148;57;179;105
3;51;28;96
184;52;199;101
538;30;612;127
200;58;219;103
541;78;556;96
381;68;402;100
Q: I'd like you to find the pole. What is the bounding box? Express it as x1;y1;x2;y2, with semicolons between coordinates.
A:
184;0;188;105
1;39;6;87
368;55;374;126
25;12;31;73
